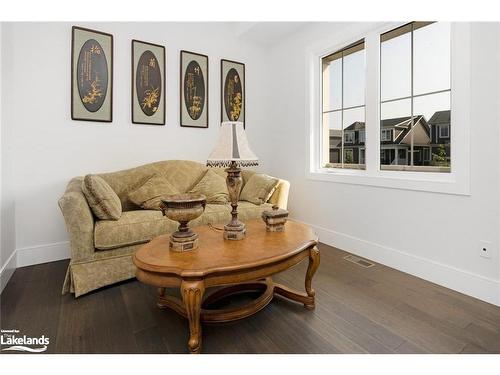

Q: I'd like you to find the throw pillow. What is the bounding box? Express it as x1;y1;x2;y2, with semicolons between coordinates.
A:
128;174;179;210
240;173;279;205
82;175;122;220
189;169;229;204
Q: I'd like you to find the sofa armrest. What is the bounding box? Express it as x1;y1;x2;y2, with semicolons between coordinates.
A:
268;179;290;210
58;177;95;262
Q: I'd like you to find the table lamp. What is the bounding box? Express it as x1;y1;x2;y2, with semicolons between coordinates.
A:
207;122;258;240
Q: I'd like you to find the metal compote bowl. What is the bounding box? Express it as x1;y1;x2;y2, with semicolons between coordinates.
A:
161;194;206;252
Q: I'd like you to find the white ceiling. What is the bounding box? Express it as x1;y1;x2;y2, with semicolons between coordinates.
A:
231;22;312;46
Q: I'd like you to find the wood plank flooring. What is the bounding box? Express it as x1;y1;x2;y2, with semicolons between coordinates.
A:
1;243;500;354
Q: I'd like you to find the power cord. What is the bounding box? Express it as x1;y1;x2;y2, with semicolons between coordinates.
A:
208;223;224;232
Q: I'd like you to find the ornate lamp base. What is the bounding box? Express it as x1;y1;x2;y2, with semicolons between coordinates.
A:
224;222;246;241
224;162;246;241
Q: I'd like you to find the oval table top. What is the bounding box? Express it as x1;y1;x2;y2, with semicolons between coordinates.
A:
133;219;318;278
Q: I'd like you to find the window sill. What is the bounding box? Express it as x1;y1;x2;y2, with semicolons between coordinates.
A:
307;169;470;196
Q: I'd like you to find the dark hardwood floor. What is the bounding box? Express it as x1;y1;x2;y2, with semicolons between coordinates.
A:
2;243;500;354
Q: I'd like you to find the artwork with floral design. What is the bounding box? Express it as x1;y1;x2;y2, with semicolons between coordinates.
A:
72;27;113;122
221;60;245;127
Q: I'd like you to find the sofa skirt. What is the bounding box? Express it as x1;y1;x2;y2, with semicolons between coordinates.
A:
63;254;137;298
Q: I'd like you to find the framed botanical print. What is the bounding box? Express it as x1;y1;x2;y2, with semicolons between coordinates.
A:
180;50;209;128
71;26;113;122
221;59;245;127
132;40;166;125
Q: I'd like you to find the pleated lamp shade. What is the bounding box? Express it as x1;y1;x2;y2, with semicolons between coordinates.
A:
207;122;259;167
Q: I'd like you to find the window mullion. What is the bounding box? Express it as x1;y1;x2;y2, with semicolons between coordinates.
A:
341;52;344;168
364;31;379;175
410;23;414;167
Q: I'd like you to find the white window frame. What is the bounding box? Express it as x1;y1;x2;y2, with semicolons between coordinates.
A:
439;124;450;138
344;131;355;144
306;22;470;195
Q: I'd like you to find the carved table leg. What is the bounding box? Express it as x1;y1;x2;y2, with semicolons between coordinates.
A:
304;246;320;309
181;280;205;354
273;246;321;309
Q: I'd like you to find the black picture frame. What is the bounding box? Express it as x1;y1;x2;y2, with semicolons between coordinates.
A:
131;39;166;125
220;59;245;128
180;50;209;128
71;26;113;123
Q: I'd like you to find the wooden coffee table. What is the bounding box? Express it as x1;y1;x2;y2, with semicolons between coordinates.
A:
133;219;320;354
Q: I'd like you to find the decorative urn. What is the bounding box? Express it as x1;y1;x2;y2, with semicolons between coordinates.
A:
161;194;206;252
261;205;289;232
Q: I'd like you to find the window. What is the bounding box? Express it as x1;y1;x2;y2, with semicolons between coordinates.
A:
398;148;407;162
309;22;470;195
380;150;388;164
423;148;431;161
344;131;355;143
322;40;365;169
439;125;450;138
380;22;451;172
381;129;393;141
359;130;365;143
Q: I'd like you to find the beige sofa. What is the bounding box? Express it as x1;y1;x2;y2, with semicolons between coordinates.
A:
58;160;290;297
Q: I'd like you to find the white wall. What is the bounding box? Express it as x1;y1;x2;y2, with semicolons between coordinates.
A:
264;22;500;306
1;22;18;293
0;22;272;272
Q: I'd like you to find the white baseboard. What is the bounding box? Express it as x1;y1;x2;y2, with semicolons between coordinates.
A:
0;241;70;293
295;219;500;307
0;249;17;294
16;241;70;268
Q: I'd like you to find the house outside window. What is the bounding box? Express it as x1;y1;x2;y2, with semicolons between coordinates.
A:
380;22;451;172
322;40;365;169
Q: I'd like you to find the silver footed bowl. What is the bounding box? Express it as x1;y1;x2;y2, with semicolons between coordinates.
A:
161;194;206;239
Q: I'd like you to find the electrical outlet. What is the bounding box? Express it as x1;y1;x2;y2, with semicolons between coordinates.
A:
479;240;492;259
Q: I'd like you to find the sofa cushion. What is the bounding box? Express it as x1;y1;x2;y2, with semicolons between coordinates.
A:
82;175;122;220
97;160;208;211
128;174;179;210
94;211;176;250
188;169;229;204
240;174;279;205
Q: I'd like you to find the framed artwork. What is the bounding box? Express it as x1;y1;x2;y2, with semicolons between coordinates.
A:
221;59;245;127
132;40;166;125
71;26;113;122
180;50;209;128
